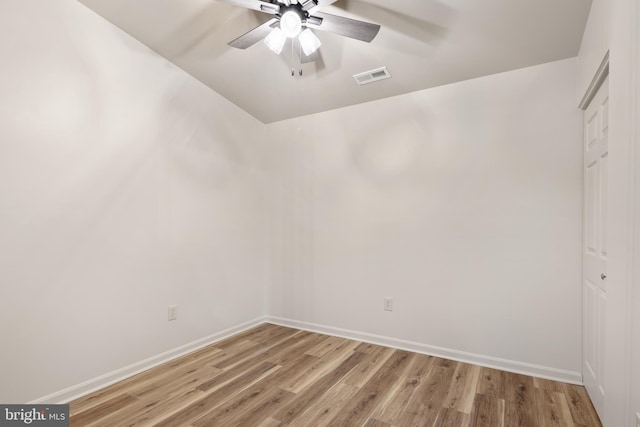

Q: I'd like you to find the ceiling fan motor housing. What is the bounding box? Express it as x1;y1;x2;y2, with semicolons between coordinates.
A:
279;6;306;38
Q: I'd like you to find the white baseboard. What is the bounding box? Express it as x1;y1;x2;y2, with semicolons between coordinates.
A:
266;316;583;385
32;314;582;404
30;316;267;404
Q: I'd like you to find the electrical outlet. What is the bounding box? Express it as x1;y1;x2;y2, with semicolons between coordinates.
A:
384;297;393;312
168;305;178;321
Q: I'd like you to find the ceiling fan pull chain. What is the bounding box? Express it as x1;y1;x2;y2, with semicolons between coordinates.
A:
299;39;303;76
290;38;295;77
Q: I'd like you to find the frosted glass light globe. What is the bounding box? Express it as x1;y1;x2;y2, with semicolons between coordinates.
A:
280;11;302;38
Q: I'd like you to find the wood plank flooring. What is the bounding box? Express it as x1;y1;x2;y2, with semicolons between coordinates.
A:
69;323;602;426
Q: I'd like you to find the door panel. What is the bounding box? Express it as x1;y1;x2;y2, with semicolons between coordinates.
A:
584;279;597;379
585;160;598;254
600;152;608;258
583;75;608;419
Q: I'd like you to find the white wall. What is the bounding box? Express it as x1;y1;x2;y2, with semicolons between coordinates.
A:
266;58;583;381
577;0;611;104
578;0;640;425
0;0;267;403
635;60;640;424
602;0;640;424
629;2;640;422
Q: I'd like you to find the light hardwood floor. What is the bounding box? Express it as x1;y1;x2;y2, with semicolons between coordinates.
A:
69;323;601;426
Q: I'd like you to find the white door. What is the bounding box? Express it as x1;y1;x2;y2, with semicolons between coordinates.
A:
583;75;608;419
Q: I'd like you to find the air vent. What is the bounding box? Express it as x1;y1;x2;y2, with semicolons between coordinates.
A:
353;66;391;85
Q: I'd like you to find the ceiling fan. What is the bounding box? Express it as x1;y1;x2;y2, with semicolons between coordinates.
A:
218;0;381;63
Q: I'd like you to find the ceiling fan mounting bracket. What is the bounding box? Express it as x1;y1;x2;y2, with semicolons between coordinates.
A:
278;3;313;24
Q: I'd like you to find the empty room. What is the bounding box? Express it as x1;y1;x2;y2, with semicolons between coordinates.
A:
1;0;638;426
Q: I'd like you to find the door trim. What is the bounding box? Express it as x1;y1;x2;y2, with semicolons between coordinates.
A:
579;51;610;111
601;0;639;423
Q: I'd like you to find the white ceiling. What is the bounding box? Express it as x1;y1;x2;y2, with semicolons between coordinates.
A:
77;0;592;123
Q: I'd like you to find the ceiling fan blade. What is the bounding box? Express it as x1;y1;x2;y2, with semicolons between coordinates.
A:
228;18;279;49
333;0;451;49
307;0;337;14
306;12;380;42
215;0;280;15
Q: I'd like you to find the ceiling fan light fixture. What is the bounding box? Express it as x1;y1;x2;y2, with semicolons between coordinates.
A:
298;28;321;55
280;10;302;38
264;27;286;54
